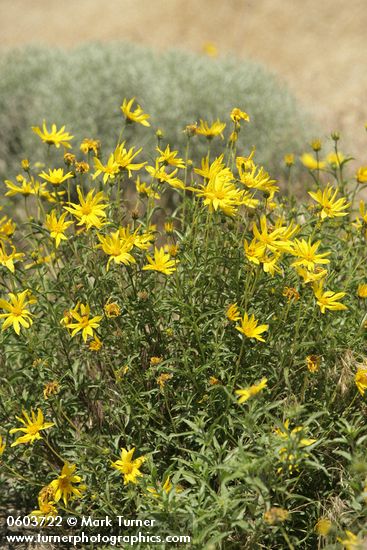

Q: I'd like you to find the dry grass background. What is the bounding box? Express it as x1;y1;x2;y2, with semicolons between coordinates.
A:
0;0;366;159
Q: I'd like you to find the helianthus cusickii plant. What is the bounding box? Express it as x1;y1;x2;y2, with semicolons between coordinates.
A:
1;98;367;549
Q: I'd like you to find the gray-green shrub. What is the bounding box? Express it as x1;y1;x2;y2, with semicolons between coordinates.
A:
0;42;312;177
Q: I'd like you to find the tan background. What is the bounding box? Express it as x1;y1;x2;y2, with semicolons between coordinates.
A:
0;0;366;159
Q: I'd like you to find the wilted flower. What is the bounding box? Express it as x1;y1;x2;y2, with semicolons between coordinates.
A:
315;518;332;536
104;302;121;318
157;373;173;389
306;355;321;373
43;381;60;400
264;507;289;525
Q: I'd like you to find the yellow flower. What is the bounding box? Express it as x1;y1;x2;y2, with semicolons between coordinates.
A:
49;463;83;506
157;373;173;389
97;230;136;270
236;313;269;342
209;376;220;385
296;266;328;284
143;247;178;275
238;162;279;197
284;154;295;167
4;175;48;197
0;290;35;335
80;138;100;156
313;282;347;314
164;221;174;234
156;145;185;168
308;184;350;220
356;166;367;184
21;158;30;171
191;167;244;217
25;249;55;269
196;119;226;140
315;518;332;536
230;108;250;124
135;177;160;199
147;476;182;498
357;284;367;298
0;435;6;456
9;409;54;446
264;507;289;525
262;253;282;277
89;335;103;351
337;530;363;550
113;142;146;176
150;356;163;366
32;121;73;148
291;238;330;270
326;151;345;168
0;213;16;240
202;42;218;57
164;243;179;257
65;303;103;342
43;381;60;400
111;447;146;484
119;225;155;250
30;499;58;520
353;201;367;235
44;211;73;248
0;242;24;273
195;154;226;179
104;302;121;318
355;366;367;396
252;215;293;254
226;303;241;322
300;153;326;170
64;186;108;229
235;378;268;404
244;238;266;265
145;163;185;190
93;154;120;184
306;355;321;373
311;139;322;152
121;97;150;127
39;168;74;186
275;420;317;473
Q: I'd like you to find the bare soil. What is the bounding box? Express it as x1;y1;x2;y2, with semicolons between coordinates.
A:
0;0;366;160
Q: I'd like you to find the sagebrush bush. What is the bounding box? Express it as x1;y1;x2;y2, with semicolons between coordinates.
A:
0;42;312;179
1;101;367;549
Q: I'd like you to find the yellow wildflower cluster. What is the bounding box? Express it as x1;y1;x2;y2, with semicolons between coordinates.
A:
1;99;365;546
